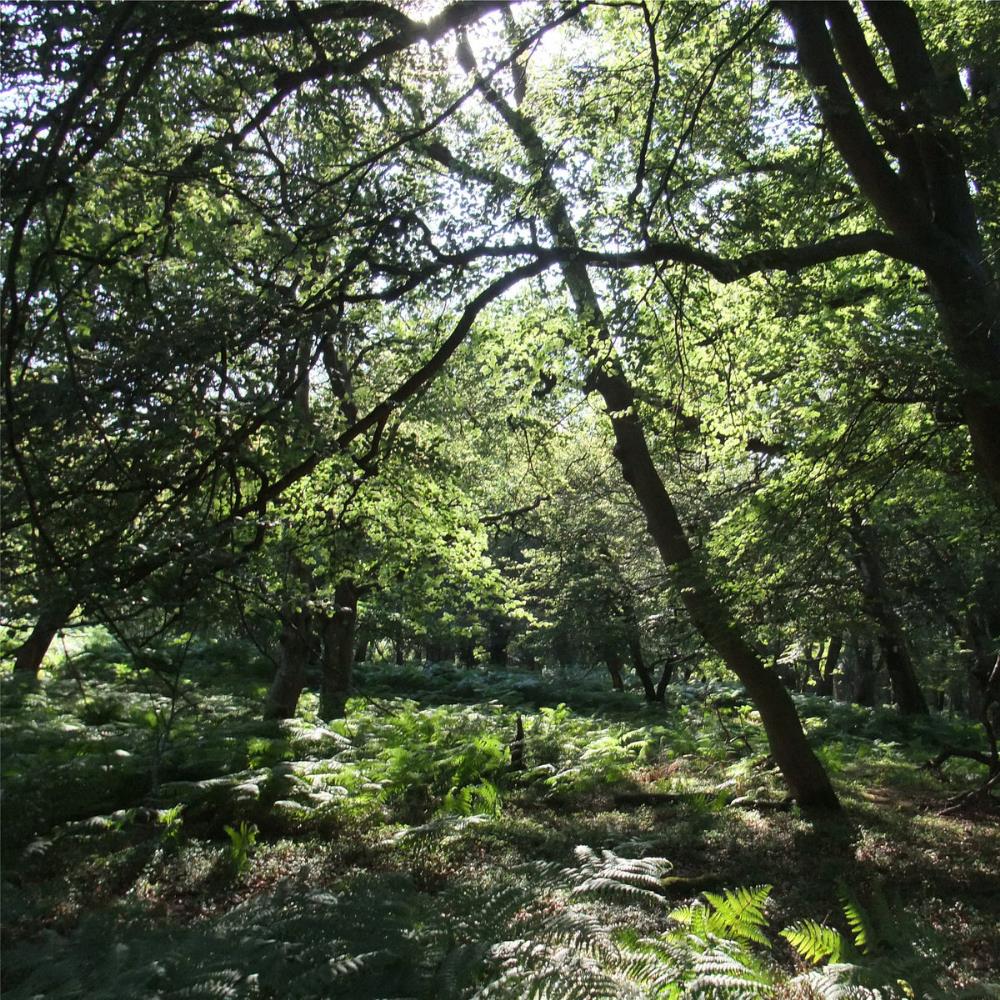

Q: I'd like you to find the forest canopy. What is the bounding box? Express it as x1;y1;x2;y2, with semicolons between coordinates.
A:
1;1;999;996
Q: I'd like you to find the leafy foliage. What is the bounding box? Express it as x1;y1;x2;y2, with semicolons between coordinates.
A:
223;821;258;875
4;1;1000;995
781;919;846;965
3;640;997;997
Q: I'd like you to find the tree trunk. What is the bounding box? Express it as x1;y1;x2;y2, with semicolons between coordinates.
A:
850;517;928;715
479;72;840;810
264;608;313;720
553;633;572;670
605;651;626;691
655;659;675;700
782;1;1000;507
425;638;452;663
814;636;842;698
849;638;877;708
934;280;1000;510
486;616;510;666
12;594;75;678
805;635;843;698
509;715;525;771
355;635;370;664
628;630;659;701
319;579;358;721
961;609;998;723
775;656;798;691
882;636;928;715
580;286;840;807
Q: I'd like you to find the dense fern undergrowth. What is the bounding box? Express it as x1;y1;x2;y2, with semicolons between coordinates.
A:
2;633;998;998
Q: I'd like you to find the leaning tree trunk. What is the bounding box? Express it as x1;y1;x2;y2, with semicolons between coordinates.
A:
474;79;840;811
628;629;659;702
563;241;839;808
618;589;659;701
655;658;676;701
12;593;75;678
264;608;314;720
319;580;358;721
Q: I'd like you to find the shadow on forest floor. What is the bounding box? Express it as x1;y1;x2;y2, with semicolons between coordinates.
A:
2;636;998;996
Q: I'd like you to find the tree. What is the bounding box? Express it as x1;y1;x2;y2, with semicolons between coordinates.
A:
515;424;671;698
5;1;996;813
779;1;1000;506
2;1;510;670
243;345;511;720
450;20;840;809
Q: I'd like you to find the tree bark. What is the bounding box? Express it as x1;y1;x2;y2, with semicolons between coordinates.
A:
355;635;370;664
319;579;358;720
849;638;877;708
821;635;842;697
605;651;626;691
958;607;998;723
425;638;453;663
570;262;841;808
459;639;477;668
782;1;1000;508
850;517;928;715
12;594;75;678
486;615;510;666
810;636;842;698
655;662;673;700
628;630;659;701
263;607;313;720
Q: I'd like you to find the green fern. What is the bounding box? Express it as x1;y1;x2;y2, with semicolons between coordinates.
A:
838;883;876;955
701;885;773;945
690;946;776;994
783;885;953;999
2;845;959;1000
222;821;257;874
781;918;846;964
670;884;773;946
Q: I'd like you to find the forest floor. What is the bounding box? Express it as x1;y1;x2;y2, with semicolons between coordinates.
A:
2;633;998;998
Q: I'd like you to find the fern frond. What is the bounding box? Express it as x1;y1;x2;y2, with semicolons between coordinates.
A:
690;943;776;993
788;963;867;1000
436;941;492;1000
539;910;616;962
781;919;846;964
838;884;875;955
667;902;698;926
569;846;672;907
702;884;772;944
328;949;385;977
174;971;243;998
